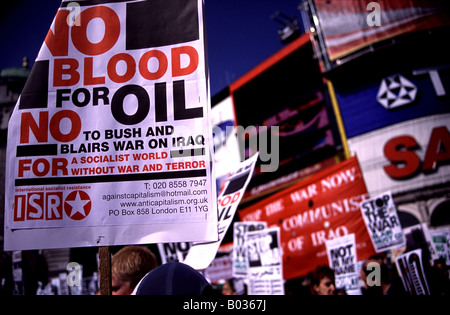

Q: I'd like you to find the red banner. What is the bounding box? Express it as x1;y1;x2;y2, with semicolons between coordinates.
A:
239;156;376;279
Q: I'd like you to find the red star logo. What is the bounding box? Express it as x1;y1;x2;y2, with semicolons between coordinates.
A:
64;191;91;220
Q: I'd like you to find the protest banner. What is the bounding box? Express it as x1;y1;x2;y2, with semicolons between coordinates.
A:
232;221;267;278
395;249;431;295
430;227;450;265
183;153;259;270
4;0;217;250
325;234;361;295
360;191;406;252
157;242;191;264
246;227;284;295
239;156;376;279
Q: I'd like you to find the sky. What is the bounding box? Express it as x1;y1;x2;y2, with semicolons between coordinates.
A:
0;0;303;96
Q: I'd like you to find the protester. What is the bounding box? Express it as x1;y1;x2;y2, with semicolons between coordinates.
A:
221;279;237;295
284;276;311;295
221;278;246;295
308;265;336;295
110;245;158;295
134;261;213;295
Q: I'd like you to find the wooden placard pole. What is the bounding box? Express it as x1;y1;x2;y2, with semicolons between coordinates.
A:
98;246;112;295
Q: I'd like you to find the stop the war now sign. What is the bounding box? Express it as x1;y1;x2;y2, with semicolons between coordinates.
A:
360;191;406;252
4;0;217;250
239;156;376;279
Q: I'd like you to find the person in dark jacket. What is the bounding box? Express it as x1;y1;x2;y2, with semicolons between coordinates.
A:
134;261;213;295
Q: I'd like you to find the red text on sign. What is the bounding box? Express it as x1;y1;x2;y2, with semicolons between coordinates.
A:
44;6;120;57
18;158;69;178
14;192;63;221
53;47;199;86
384;126;450;179
20;110;81;144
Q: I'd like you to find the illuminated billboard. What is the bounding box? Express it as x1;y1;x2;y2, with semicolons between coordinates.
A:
229;35;343;201
332;56;450;138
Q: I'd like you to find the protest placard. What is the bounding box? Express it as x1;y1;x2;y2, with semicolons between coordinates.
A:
4;0;217;250
325;234;361;295
430;227;450;265
183;153;259;270
395;249;431;295
232;221;267;278
157;242;191;264
360;191;406;252
246;227;284;295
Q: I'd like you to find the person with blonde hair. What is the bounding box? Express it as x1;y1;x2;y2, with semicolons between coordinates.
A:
111;245;158;295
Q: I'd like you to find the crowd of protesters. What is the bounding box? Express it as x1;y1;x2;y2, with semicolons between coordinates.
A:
1;245;448;295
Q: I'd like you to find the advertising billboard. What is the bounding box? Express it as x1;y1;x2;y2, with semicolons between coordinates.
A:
347;113;450;197
335;66;450;138
313;0;450;61
230;35;343;201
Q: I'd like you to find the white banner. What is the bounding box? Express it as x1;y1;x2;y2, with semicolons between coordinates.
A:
360;191;406;252
4;0;217;250
183;153;258;270
232;221;267;278
246;227;284;295
325;233;361;295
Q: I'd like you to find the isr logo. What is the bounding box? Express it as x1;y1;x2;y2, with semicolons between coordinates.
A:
14;190;91;222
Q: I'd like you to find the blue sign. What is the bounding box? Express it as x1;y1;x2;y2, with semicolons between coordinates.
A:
336;67;450;138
